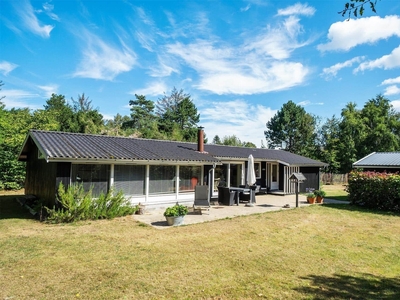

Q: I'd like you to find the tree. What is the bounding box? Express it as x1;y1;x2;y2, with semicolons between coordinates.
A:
317;116;341;173
212;135;222;145
156;87;200;142
43;94;75;132
104;113;132;136
339;0;380;19
265;101;317;157
71;93;103;134
123;94;159;138
359;94;400;156
336;103;366;173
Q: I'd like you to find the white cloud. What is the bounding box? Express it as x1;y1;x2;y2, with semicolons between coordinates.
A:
246;15;312;60
42;2;60;21
297;100;324;107
321;56;365;79
38;84;59;98
148;55;179;77
381;76;400;85
15;0;54;38
167;38;309;95
276;3;316;17
240;4;251;12
131;82;168;97
200;99;277;147
1;89;41;109
354;45;400;73
0;61;18;76
391;100;400;111
384;85;400;96
73;29;137;80
318;15;400;52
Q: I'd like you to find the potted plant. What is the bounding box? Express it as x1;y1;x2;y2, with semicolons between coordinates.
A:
306;192;316;204
164;203;188;226
314;189;326;203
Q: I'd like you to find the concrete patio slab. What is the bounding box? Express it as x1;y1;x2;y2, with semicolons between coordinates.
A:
132;194;348;229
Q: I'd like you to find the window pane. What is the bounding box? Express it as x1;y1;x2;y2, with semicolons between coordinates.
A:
71;164;110;196
149;166;175;194
114;165;145;196
179;166;201;192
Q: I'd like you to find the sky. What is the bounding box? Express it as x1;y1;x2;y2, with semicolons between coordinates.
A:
1;0;400;147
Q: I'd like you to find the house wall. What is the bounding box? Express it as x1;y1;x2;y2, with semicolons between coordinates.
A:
25;146;58;207
299;167;320;193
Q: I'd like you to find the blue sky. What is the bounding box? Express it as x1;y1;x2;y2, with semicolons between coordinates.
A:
1;0;400;147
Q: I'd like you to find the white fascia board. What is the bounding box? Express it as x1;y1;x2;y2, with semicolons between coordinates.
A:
46;157;216;166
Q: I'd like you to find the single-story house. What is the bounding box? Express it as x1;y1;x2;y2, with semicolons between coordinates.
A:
18;129;326;208
353;152;400;173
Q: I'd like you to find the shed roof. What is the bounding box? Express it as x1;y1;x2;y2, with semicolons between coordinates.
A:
19;130;326;167
353;152;400;168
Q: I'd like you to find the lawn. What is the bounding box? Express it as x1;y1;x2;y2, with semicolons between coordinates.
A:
322;184;349;201
1;190;399;299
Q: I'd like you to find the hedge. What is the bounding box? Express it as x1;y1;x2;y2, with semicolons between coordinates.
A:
347;171;400;212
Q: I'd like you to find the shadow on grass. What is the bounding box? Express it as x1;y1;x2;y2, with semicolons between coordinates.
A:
322;203;400;217
0;194;36;220
296;273;400;300
326;195;349;201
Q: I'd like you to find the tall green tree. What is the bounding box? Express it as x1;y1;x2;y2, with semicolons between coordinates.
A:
360;94;400;156
156;88;200;142
124;94;160;138
265;101;317;157
43;94;75;132
71;93;103;134
317;116;341;173
336;103;366;173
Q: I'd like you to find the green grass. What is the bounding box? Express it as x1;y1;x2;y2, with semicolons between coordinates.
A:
323;184;349;201
1;191;399;299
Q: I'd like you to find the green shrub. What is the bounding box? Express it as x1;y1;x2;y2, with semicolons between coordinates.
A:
347;171;400;212
45;183;137;223
314;189;326;198
163;204;188;217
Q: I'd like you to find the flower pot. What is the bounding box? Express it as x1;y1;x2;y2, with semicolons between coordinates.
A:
165;215;185;226
316;196;324;204
307;197;316;204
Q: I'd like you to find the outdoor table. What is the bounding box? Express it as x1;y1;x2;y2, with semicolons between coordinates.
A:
229;187;251;205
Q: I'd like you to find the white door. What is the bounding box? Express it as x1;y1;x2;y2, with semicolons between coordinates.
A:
271;163;279;190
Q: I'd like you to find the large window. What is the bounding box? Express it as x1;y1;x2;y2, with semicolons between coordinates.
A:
149;166;175;194
114;165;145;196
179;166;201;192
71;164;110;196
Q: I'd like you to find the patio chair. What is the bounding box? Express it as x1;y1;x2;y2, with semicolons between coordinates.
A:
193;185;210;213
218;187;236;206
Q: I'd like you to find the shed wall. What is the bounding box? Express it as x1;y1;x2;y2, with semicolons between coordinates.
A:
25;146;57;207
299;167;320;193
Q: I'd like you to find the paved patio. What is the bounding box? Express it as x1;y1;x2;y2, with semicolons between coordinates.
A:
132;194;347;229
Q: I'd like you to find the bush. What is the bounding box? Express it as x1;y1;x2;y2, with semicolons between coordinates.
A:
163;204;188;217
45;183;137;223
347;171;400;212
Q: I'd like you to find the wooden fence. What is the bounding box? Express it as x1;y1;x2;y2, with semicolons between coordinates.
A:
321;173;348;185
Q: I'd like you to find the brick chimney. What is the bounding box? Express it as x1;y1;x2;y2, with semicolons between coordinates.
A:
197;126;204;152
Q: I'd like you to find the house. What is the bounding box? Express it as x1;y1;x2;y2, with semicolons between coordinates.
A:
353;152;400;173
18;129;326;208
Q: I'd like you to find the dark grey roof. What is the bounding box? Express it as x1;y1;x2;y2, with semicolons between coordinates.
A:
19;130;219;164
19;130;326;167
353;152;400;167
203;144;326;166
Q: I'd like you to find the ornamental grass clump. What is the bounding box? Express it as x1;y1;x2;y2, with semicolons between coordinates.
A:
45;183;136;223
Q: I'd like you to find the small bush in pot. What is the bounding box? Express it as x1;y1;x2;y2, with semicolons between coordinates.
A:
306;192;316;204
314;189;326;203
164;203;188;226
